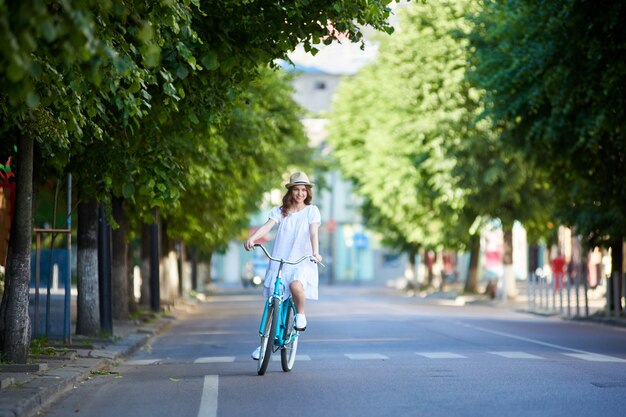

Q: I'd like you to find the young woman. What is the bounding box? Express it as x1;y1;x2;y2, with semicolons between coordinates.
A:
244;172;323;360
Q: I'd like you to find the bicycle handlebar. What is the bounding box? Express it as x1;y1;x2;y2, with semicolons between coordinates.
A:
254;243;325;268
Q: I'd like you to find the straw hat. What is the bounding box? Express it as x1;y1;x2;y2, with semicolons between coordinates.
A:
285;172;314;188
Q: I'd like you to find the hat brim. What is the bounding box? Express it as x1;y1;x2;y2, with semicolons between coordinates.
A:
285;181;314;188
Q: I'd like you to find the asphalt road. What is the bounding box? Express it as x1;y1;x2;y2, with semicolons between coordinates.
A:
40;286;626;417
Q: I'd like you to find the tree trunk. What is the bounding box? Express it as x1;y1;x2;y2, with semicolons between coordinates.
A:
111;197;129;320
190;247;198;292
528;244;539;274
407;246;417;286
159;221;179;303
76;198;100;336
139;223;151;306
206;251;213;287
464;234;480;293
148;209;161;312
501;227;516;299
177;241;186;297
127;239;138;314
425;249;435;287
0;134;33;363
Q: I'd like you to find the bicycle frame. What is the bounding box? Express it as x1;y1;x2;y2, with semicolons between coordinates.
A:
257;249;299;350
258;296;297;351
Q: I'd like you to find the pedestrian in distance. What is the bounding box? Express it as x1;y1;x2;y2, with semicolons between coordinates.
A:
244;172;323;360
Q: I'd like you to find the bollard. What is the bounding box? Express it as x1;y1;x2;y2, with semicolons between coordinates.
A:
527;273;532;311
575;269;581;318
538;274;544;311
551;275;557;313
559;278;564;315
566;272;571;319
541;276;550;311
532;273;537;311
605;275;610;317
580;263;589;318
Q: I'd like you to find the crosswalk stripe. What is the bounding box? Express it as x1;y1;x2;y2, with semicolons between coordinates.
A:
562;353;626;363
417;352;467;359
345;353;389;360
489;351;544;359
194;357;236;364
124;351;626;364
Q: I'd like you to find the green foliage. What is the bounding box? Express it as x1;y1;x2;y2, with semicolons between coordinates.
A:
163;68;310;253
329;0;556;251
329;2;469;250
1;0;398;211
0;0;403;365
465;0;626;247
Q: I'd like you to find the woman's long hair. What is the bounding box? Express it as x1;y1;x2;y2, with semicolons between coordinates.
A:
280;185;313;217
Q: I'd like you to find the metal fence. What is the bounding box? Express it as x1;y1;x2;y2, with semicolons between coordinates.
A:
525;268;623;319
30;228;72;342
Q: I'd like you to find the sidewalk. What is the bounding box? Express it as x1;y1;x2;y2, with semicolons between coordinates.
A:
413;280;626;328
0;300;197;417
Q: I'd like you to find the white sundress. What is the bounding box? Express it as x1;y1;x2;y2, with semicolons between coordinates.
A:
263;204;321;300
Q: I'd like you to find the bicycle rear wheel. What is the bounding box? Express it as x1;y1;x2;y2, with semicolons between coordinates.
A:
280;302;299;372
258;299;278;375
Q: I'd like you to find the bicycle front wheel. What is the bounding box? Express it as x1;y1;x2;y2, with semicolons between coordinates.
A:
280;303;299;372
258;299;278;375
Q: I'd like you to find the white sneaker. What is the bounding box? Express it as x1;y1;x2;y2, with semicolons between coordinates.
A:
295;313;307;331
251;346;261;360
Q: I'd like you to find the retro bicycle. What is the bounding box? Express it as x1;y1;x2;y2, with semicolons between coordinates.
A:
253;243;323;375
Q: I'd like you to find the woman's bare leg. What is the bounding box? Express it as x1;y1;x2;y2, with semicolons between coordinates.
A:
290;280;306;314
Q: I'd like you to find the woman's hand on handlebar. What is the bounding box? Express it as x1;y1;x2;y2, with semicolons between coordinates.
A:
244;239;255;251
311;253;323;263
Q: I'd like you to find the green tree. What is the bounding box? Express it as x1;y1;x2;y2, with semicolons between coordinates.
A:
329;2;473;288
329;0;554;293
0;0;157;358
465;0;626;303
164;68;310;265
465;0;626;248
1;0;400;362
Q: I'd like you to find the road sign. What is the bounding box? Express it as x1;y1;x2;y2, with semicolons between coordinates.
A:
353;232;368;249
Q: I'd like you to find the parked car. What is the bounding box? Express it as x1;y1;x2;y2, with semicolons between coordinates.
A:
241;257;268;288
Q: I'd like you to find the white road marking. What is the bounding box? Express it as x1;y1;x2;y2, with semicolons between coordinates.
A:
198;375;218;417
127;349;625;367
194;357;236;364
489;351;544;359
416;352;467;359
459;322;596;353
345;353;389;360
124;359;161;365
457;321;626;363
563;353;626;363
